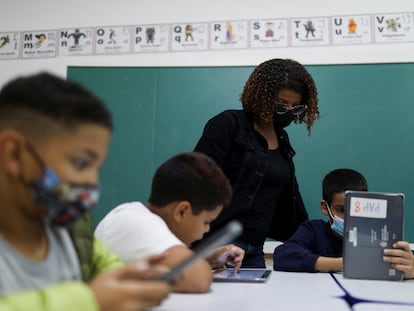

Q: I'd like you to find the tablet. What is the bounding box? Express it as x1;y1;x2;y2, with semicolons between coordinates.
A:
343;191;404;281
213;268;272;283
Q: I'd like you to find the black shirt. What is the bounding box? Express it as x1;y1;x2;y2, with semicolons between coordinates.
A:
238;148;290;244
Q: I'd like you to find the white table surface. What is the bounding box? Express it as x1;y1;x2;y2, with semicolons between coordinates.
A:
153;271;344;311
151;271;414;311
337;274;414;311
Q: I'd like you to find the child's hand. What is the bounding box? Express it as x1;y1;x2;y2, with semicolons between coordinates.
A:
383;241;414;279
89;262;170;311
206;244;245;272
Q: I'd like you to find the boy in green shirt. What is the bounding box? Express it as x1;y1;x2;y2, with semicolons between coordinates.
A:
0;72;170;310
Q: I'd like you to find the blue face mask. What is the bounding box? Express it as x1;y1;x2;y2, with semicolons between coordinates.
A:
326;203;344;237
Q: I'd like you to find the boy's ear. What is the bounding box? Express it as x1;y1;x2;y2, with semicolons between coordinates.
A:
0;130;26;176
172;201;192;223
320;200;329;216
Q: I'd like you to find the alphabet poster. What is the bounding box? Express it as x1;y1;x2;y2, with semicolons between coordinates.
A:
22;30;57;58
0;32;20;59
171;23;208;51
59;28;93;56
332;15;372;45
250;19;288;48
95;26;131;54
2;10;413;61
210;21;248;49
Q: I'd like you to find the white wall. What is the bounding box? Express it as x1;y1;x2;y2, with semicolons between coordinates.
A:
1;0;413;87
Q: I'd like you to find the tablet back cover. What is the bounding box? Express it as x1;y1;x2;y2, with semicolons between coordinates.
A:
343;191;404;281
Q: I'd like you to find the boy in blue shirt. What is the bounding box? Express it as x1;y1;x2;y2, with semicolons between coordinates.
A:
273;168;366;272
273;168;414;278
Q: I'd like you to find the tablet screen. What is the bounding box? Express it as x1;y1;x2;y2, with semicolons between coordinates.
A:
213;268;272;283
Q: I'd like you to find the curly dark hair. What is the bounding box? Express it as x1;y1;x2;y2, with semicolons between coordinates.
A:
241;58;319;134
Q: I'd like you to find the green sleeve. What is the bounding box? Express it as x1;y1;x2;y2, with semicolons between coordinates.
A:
0;282;98;311
0;233;123;310
91;237;123;276
0;239;122;311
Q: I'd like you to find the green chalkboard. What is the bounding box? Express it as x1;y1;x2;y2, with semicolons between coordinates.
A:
67;64;414;242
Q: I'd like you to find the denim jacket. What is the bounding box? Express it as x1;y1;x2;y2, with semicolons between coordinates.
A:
194;109;308;242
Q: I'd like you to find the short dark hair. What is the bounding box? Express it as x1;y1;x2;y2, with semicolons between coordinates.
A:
0;72;112;138
148;152;232;214
241;58;319;135
322;168;368;205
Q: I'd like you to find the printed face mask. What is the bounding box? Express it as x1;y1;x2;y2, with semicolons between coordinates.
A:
326;203;344;237
25;144;100;226
273;110;295;128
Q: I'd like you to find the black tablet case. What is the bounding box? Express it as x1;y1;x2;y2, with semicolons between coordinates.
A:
343;191;404;281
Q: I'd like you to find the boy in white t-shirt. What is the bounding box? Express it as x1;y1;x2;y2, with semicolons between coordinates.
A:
95;152;245;293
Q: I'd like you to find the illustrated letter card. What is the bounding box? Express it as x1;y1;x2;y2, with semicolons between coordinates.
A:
59;28;94;56
0;32;20;59
250;19;288;48
331;15;372;45
133;24;169;53
22;30;57;58
210;21;248;50
291;17;330;46
95;26;131;54
374;13;414;43
171;23;208;51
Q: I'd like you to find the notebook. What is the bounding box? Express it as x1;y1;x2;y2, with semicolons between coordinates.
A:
343;191;404;281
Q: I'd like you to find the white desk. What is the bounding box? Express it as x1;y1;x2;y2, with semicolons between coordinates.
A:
153;272;343;311
152;271;414;311
338;274;414;311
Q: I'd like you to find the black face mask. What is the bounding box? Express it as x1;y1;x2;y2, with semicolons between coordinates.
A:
273;111;295;128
